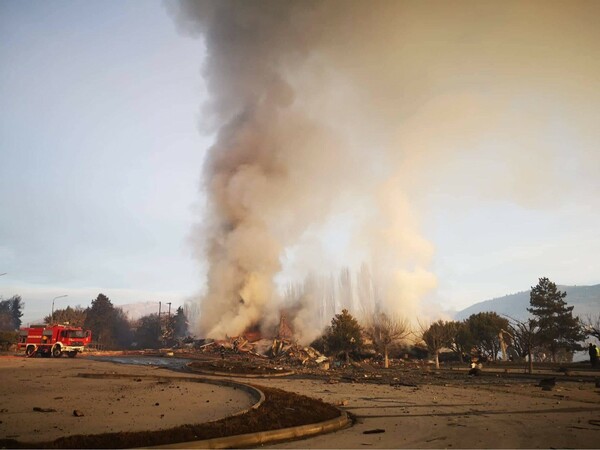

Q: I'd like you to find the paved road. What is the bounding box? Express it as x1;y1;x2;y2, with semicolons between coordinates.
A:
257;375;600;448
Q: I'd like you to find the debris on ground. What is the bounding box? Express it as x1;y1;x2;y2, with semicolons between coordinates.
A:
33;407;56;413
538;378;556;391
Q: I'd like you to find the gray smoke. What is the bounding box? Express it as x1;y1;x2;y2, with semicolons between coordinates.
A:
169;1;600;340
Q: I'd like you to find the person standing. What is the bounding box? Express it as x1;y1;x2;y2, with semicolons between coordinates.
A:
590;343;598;368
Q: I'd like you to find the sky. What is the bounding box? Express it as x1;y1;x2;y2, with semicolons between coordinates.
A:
1;1;599;328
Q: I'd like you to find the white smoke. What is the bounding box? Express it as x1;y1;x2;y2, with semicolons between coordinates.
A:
169;1;600;341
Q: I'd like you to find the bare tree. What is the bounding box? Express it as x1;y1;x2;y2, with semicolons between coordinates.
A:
507;316;540;374
420;319;451;369
367;312;411;368
583;313;600;341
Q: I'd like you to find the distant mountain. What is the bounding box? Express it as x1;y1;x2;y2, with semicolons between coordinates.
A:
455;284;600;321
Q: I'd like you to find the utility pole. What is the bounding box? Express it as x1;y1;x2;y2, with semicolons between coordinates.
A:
158;301;163;344
51;295;68;324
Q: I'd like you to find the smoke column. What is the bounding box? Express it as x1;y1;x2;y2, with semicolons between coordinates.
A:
169;1;600;340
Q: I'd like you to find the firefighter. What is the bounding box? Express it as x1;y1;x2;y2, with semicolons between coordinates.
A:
589;343;598;368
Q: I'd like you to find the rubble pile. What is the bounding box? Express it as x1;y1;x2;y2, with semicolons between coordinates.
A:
269;340;329;369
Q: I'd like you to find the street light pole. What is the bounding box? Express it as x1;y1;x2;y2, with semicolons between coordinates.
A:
51;295;68;324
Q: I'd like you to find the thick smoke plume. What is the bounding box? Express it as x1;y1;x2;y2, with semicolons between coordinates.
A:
170;1;600;341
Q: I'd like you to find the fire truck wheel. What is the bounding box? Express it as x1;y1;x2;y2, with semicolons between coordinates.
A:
52;346;62;358
25;345;36;357
67;351;77;358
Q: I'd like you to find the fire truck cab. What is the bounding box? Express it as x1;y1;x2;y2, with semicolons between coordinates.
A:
18;324;92;358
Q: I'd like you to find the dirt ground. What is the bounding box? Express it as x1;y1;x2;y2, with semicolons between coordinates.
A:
0;356;255;444
1;354;599;448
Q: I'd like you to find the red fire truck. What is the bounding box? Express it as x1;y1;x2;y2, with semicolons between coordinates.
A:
18;324;92;358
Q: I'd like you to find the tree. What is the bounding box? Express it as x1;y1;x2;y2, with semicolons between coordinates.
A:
172;306;189;339
326;309;363;363
583;314;600;341
508;317;540;374
134;314;161;349
445;320;474;363
44;306;86;327
465;312;509;361
84;294;132;349
527;277;584;362
0;295;24;331
421;320;451;369
366;312;410;368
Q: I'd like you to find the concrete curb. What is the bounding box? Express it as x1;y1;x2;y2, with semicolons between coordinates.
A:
76;372;350;449
186;362;295;378
149;410;350;449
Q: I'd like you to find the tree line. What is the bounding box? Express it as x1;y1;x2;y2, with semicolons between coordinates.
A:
0;293;189;350
1;277;597;367
315;277;593;372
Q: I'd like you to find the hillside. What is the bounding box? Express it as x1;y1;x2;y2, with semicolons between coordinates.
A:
455;284;600;321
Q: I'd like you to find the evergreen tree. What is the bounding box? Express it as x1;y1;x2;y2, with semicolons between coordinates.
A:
445;320;474;363
465;312;509;361
134;314;161;349
84;294;132;349
527;277;584;362
0;295;24;331
173;306;189;339
326;309;363;363
44;306;87;327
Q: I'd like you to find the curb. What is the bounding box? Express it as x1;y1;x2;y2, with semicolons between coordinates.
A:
77;372;350;449
186;362;295;378
148;411;350;449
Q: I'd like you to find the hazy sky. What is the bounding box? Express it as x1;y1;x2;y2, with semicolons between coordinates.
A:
1;1;599;326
